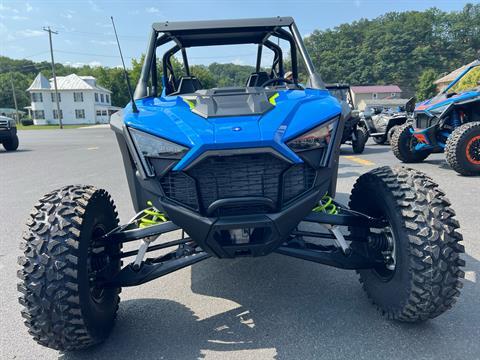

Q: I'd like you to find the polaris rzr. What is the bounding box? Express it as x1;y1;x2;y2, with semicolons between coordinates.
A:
392;60;480;175
326;83;368;153
18;18;465;351
0;115;19;151
362;98;415;145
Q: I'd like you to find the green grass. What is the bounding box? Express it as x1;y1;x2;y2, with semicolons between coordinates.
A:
17;124;91;130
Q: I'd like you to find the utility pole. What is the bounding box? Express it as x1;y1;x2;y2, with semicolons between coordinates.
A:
43;26;63;129
9;74;19;124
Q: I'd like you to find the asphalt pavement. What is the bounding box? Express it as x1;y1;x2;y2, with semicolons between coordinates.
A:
1;128;479;360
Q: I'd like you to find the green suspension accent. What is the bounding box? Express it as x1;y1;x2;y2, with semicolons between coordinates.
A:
138;201;169;228
313;194;338;215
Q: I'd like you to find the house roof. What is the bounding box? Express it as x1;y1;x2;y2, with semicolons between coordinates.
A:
26;73;50;91
434;60;478;84
27;73;111;93
350;85;402;94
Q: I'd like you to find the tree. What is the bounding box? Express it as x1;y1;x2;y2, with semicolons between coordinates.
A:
416;69;439;100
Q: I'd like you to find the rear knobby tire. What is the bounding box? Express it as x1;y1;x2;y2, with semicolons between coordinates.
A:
445;122;480;176
352;126;368;154
3;134;19;151
18;185;121;350
387;125;400;144
349;166;465;322
391;123;430;163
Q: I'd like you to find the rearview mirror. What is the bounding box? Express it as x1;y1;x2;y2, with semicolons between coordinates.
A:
405;97;416;113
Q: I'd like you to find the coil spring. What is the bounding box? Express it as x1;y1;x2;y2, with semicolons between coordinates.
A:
368;233;390;251
451;111;461;128
138;201;168;228
313;194;339;215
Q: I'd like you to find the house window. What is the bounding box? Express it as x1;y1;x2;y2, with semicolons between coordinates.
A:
32;110;45;119
96;110;102;116
51;92;61;102
105;94;110;103
100;93;104;103
53;109;63;119
95;93;99;102
74;92;84;102
372;93;378;99
75;109;85;119
31;92;43;102
102;110;107;116
391;93;396;98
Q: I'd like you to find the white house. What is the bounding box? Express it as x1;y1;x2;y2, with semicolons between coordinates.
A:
26;73;121;125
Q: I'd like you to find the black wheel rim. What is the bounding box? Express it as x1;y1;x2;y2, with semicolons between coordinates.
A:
88;225;111;304
367;222;397;281
466;135;480;164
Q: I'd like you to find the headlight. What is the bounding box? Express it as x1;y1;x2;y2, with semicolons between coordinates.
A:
287;118;337;153
129;128;189;176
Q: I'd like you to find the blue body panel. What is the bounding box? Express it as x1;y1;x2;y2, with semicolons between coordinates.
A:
124;88;342;170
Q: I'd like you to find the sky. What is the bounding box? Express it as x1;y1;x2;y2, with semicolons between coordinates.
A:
0;0;475;69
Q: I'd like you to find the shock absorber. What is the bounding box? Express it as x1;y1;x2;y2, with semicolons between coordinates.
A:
450;110;461;129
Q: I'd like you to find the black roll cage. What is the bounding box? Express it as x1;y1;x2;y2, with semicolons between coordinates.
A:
134;17;324;99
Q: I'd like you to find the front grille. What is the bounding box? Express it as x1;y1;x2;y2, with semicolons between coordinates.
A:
160;171;199;210
0;119;9;129
283;164;316;203
159;153;317;216
415;113;437;129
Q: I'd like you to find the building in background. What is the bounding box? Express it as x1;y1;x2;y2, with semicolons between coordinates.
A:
350;85;402;110
26;73;121;125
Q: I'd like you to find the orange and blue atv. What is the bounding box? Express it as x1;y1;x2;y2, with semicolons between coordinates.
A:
392;60;480;175
18;17;465;352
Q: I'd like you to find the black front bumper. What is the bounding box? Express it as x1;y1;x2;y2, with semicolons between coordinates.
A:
161;188;322;258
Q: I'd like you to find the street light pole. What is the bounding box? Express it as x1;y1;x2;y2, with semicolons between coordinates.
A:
43;26;63;129
9;74;20;124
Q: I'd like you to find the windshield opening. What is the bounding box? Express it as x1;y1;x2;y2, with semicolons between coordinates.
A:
446;65;480;94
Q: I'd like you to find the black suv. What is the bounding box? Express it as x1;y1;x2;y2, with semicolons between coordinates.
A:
0;116;19;151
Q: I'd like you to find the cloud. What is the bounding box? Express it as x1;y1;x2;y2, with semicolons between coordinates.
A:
17;29;44;37
88;0;100;12
64;61;102;68
231;58;246;66
61;10;75;19
90;39;117;46
146;7;160;13
12;15;29;20
26;2;33;12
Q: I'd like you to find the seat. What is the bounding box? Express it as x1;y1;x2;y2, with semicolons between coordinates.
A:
245;72;270;87
171;76;203;95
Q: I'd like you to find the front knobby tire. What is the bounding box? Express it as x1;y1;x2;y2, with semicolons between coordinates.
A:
18;185;121;350
391;123;430;163
349;166;465;322
445;122;480;176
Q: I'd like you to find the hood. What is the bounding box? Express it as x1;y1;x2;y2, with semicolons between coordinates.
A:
416;90;480;112
123;88;341;170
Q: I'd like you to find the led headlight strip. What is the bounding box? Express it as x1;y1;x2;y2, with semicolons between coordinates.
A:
287;117;338;153
129;127;189;177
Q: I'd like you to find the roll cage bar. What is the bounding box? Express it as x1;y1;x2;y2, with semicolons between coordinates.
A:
134;17;324;99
